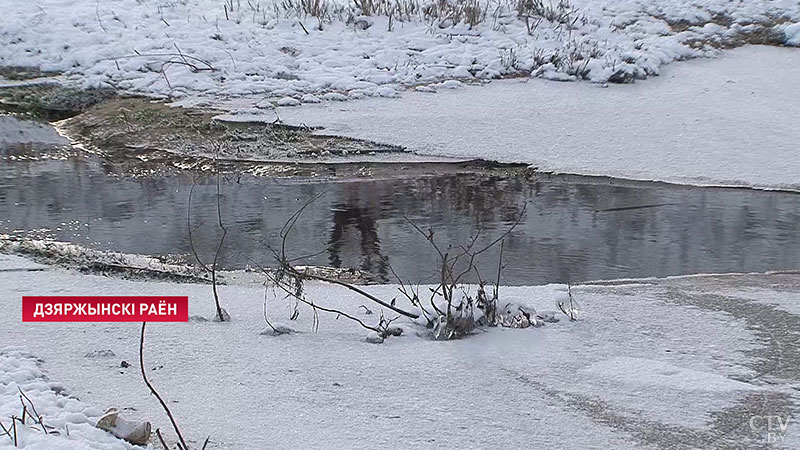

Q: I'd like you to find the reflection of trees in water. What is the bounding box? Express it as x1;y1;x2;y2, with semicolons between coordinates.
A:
5;157;800;285
387;175;529;226
328;205;388;281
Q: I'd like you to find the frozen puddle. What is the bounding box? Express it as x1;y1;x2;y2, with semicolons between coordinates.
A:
275;46;800;191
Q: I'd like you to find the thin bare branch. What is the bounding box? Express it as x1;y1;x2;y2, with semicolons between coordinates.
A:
139;323;189;450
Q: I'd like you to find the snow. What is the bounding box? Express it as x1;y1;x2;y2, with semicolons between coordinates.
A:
276;96;301;107
274;46;800;191
0;347;143;450
2;254;799;448
2;0;799;100
588;357;760;393
784;22;800;46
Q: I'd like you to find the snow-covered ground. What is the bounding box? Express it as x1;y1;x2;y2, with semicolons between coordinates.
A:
273;45;800;190
2;0;799;100
4;2;799;190
2;254;799;449
0;346;139;450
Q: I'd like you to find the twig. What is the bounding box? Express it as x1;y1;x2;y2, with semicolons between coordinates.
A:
263;284;278;333
295;269;418;319
265;271;381;333
210;148;228;322
0;420;10;439
96;1;107;32
156;428;169;450
139;323;189;450
494;239;504;301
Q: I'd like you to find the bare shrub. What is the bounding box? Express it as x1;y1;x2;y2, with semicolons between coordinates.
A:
398;204;526;339
187;146;229;323
258;196;550;341
255;194;417;342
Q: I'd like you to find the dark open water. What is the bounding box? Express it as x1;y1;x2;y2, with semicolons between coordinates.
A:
1;116;798;285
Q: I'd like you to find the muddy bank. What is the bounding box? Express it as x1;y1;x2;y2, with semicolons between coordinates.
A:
56;97;467;168
1;83;522;177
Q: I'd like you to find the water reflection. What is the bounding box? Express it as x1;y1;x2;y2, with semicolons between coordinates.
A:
1;154;798;285
329;204;387;279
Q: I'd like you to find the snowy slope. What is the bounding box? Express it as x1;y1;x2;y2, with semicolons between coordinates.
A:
2;0;799;100
274;45;800;191
2;254;799;449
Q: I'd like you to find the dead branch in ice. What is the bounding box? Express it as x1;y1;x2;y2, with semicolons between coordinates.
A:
249;194;415;341
251;257;401;341
266;193;418;318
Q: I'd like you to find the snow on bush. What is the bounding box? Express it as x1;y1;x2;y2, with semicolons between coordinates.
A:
3;1;795;100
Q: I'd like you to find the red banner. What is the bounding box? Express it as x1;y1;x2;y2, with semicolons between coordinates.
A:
22;296;189;322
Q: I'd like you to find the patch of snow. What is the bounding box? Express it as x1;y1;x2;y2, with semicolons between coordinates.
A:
322;92;349;102
276;96;301;107
0;254;48;271
375;86;400;98
0;348;141;450
414;85;436;93
435;80;465;89
783;22;800;46
253;100;274;109
301;94;321;103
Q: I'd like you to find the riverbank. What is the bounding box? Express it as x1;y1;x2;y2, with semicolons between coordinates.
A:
3;44;799;190
2;0;799;101
274;45;800;191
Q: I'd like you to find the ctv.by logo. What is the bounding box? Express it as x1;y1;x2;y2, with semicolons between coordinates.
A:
750;415;791;444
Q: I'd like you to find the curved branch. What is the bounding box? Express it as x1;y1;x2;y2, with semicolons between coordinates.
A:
139;323;189;450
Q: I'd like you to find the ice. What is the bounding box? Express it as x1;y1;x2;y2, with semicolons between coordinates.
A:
277;46;800;191
2;253;799;448
588;357;760;392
